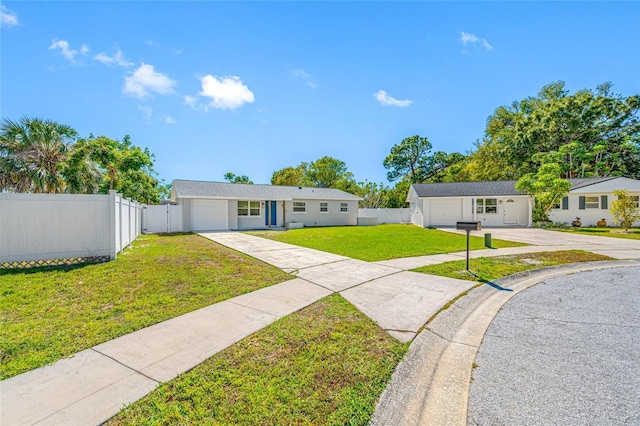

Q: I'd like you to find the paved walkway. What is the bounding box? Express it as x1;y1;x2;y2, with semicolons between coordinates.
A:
2;229;639;425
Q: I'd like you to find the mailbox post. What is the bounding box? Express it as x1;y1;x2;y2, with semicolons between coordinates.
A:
456;221;481;271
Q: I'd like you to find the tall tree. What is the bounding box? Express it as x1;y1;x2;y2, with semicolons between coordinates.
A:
270;164;307;186
224;172;253;184
466;81;640;181
383;135;434;183
0;116;77;193
79;135;163;203
304;156;355;189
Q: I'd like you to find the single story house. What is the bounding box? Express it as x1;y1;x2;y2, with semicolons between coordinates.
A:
407;177;640;228
171;180;362;231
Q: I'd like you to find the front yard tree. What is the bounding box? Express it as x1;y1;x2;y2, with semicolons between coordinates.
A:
0;116;77;193
515;161;571;223
610;189;640;231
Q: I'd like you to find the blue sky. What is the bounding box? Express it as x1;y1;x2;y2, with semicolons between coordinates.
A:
2;1;639;186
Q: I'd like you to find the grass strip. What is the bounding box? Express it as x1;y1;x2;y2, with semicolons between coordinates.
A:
108;294;408;426
248;224;526;262
0;233;292;379
413;250;614;282
554;227;640;240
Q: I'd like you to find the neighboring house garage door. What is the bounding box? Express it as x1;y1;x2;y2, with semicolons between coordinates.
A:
429;198;462;226
190;200;229;231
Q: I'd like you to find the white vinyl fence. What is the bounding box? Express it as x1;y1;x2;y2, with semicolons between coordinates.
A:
0;191;141;267
142;204;183;234
358;208;411;224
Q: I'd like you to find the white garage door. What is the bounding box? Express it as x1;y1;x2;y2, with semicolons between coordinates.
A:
190;200;229;231
429;199;462;226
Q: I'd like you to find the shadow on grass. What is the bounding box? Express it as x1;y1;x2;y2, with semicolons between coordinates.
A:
0;261;99;276
468;271;513;292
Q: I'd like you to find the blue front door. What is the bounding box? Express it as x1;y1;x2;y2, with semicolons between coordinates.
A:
265;200;277;226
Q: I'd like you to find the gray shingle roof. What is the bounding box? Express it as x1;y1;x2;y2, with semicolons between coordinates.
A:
410;177;617;198
172;180;362;201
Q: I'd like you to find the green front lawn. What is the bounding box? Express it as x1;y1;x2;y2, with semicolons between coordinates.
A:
414;250;613;282
108;294;407;426
248;224;526;262
555;227;640;240
0;234;292;379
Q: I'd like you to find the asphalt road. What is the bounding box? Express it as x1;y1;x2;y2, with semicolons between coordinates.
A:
468;266;640;425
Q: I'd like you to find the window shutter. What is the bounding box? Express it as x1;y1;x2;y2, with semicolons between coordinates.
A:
601;195;608;209
562;197;569;210
579;196;585;210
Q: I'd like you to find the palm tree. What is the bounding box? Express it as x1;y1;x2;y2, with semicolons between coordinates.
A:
1;116;78;193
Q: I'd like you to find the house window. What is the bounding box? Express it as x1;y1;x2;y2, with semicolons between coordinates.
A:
238;200;260;217
585;196;599;209
340;203;348;213
293;202;306;213
320;202;328;213
476;198;497;214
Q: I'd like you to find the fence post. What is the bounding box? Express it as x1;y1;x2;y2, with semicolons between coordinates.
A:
108;190;117;260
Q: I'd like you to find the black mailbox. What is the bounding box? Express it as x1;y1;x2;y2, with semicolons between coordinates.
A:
456;221;481;231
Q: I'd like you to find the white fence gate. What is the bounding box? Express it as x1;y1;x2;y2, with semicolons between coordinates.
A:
0;191;141;267
142;204;183;233
358;208;411;224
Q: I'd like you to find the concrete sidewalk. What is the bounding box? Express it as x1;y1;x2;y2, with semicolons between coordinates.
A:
3;230;638;425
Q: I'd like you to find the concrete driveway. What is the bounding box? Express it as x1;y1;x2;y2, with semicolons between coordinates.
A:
441;227;640;259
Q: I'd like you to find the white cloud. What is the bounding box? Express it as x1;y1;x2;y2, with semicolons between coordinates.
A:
94;48;133;67
123;63;176;98
374;90;412;107
460;31;492;51
138;105;153;122
0;5;18;27
291;68;317;89
164;116;176;124
192;75;255;110
49;39;89;63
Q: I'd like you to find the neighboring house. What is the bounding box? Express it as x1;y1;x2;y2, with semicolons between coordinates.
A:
548;177;640;226
170;180;362;231
407;177;640;228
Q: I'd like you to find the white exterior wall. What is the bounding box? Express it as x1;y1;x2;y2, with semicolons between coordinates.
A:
0;192;140;264
410;194;529;227
285;199;358;227
548;192;640;227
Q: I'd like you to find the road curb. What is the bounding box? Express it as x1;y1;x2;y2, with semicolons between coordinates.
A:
370;259;639;426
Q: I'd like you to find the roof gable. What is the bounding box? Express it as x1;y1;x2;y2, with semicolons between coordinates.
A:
171;180;362;201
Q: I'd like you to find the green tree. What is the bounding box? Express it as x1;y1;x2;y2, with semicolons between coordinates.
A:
469;81;640;180
224;172;253;184
356;181;387;208
304;156;355;189
79;135;163;203
270;164;307;186
0;116;77;193
383;178;411;208
515;161;571;222
609;189;640;231
383;135;434;183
